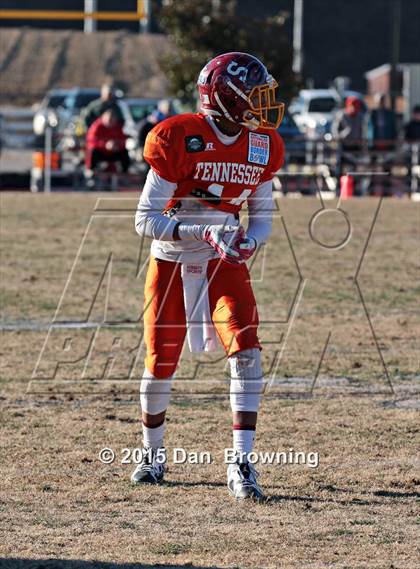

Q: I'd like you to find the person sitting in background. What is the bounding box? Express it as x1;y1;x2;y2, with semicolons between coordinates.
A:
82;83;124;130
405;105;420;142
85;108;129;178
332;96;368;151
369;94;397;149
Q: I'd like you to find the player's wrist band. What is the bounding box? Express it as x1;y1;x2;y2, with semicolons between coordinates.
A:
174;223;204;241
173;222;182;241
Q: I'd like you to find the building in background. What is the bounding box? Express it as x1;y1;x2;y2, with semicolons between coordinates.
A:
365;63;420;120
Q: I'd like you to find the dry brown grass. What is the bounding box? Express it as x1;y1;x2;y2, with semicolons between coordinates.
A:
0;193;419;568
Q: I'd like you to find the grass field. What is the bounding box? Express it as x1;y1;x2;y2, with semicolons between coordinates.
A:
0;193;419;569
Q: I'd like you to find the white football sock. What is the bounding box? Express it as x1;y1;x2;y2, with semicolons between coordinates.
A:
233;429;255;463
229;348;263;412
142;422;165;450
140;368;172;414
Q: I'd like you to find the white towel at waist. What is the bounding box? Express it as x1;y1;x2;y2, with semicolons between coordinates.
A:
180;261;220;353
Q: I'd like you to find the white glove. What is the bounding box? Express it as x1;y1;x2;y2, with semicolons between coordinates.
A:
177;223;256;264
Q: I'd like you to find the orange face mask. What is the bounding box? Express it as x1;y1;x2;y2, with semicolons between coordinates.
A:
246;80;285;129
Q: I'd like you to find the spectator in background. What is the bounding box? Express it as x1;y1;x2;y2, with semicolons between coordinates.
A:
332;96;368;150
0;112;3;158
82;83;124;129
138;99;173;151
154;99;172;123
369;94;397;149
85;108;129;178
405;104;420;142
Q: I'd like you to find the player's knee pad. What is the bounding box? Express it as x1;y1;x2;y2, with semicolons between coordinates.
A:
140;368;172;415
229;348;263;413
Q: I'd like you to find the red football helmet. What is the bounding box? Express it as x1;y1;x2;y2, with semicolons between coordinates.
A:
197;52;285;130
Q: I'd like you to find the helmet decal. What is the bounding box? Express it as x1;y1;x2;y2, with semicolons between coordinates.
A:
226;61;248;82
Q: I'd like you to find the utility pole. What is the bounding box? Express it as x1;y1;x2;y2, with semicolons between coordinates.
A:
139;0;151;33
390;0;401;113
84;0;97;34
292;0;304;77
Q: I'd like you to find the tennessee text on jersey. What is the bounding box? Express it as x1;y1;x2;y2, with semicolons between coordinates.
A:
144;113;285;214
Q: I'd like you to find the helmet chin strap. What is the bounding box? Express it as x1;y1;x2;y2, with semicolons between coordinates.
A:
240;113;260;131
240;120;259;131
214;91;235;122
204;108;222;117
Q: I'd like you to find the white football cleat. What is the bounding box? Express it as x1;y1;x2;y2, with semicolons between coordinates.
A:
227;459;264;501
131;447;166;485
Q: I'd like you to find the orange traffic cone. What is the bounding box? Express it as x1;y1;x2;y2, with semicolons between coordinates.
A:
340;174;354;199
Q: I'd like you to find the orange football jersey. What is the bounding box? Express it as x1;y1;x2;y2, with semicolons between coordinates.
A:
143;113;285;215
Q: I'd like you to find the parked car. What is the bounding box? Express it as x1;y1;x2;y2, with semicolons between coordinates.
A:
119;98;181;133
118;98;160;141
289;89;367;140
289;89;341;139
60;88;102;127
118;97;182;157
33;88;72;135
56;88;103;162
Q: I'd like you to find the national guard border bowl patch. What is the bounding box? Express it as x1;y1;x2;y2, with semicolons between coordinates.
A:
185;135;205;153
248;132;270;165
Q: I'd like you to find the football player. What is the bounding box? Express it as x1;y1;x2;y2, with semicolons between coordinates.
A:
132;52;285;500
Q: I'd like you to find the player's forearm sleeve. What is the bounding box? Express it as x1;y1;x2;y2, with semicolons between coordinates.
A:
246;180;274;247
135;169;179;240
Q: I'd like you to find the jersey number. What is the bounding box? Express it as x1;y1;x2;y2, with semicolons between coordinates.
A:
208;183;252;206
